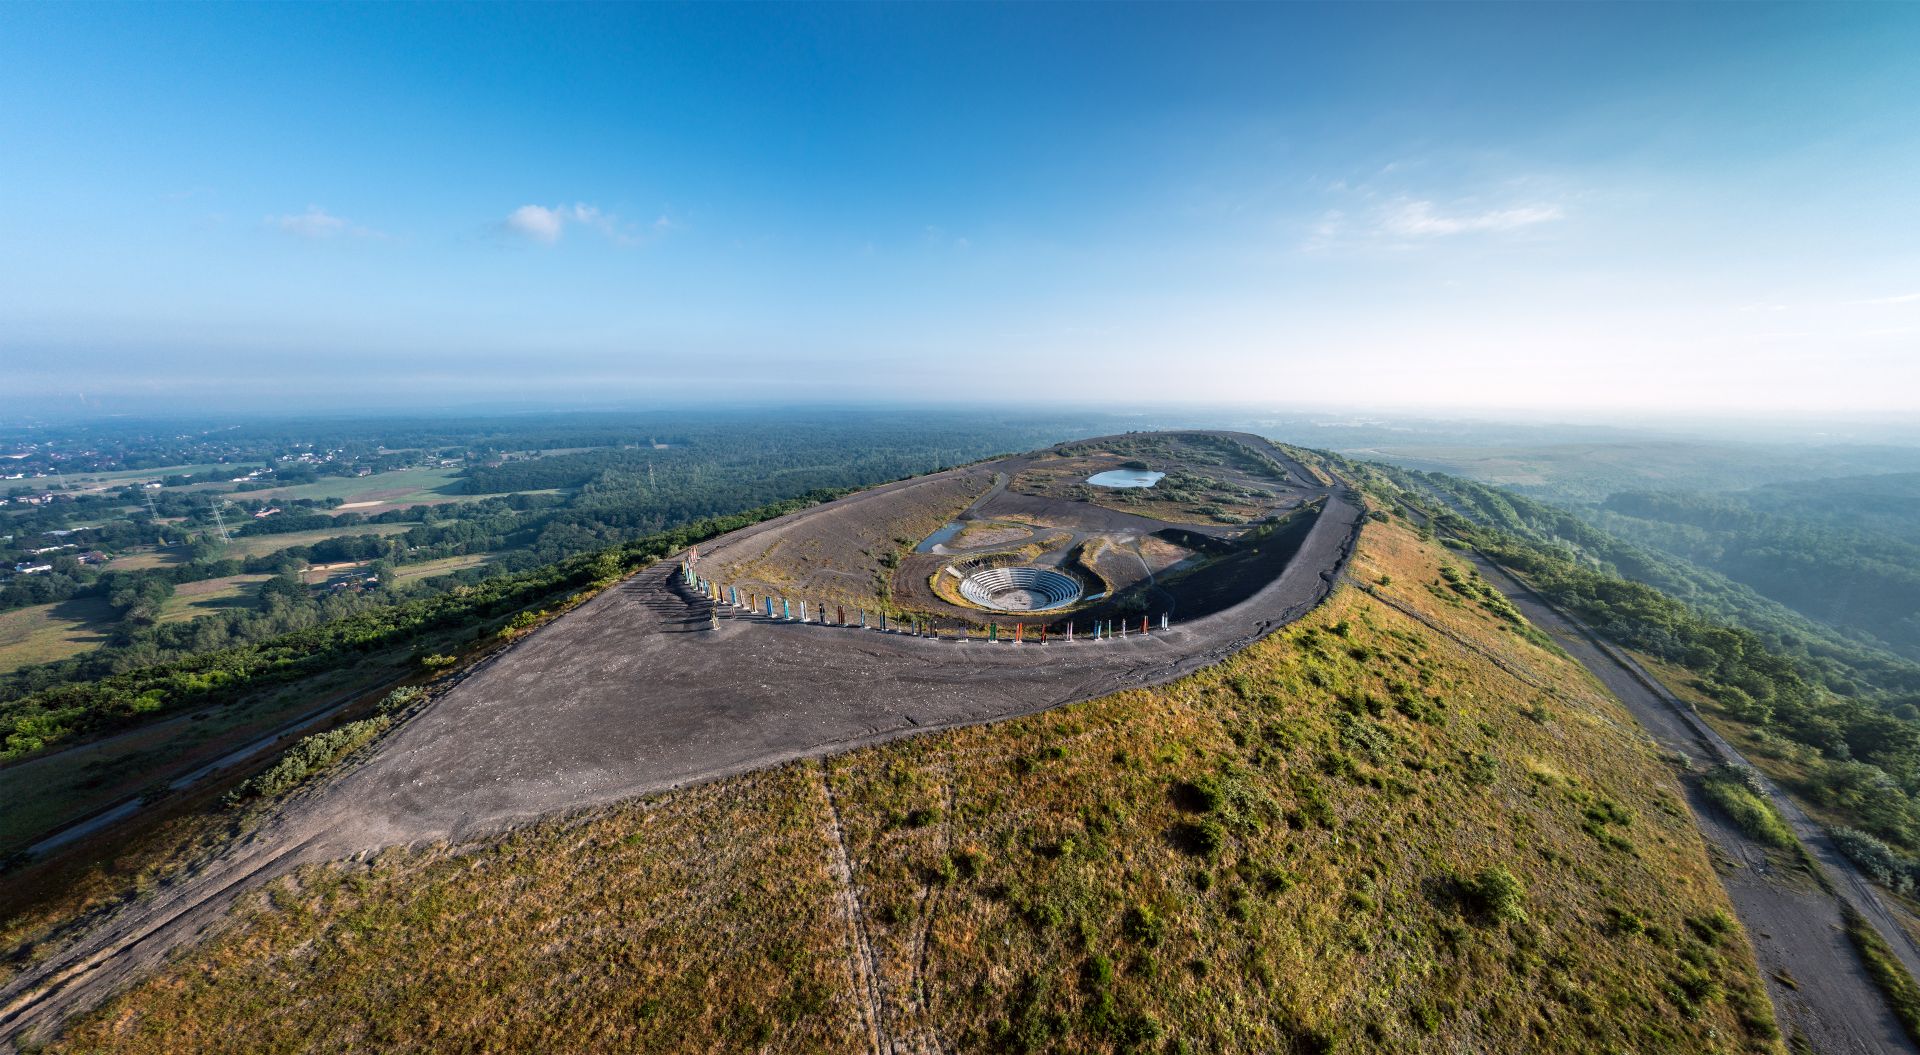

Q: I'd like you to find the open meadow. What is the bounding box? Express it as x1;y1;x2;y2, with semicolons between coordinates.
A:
0;597;117;672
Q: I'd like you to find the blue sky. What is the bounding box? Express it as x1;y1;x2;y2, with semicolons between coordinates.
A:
2;3;1916;417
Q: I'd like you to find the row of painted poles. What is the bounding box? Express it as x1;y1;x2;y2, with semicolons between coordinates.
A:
678;559;1170;642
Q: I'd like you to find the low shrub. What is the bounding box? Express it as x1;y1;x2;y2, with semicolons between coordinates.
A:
225;716;391;805
1461;865;1527;925
1830;826;1918;895
1700;765;1795;849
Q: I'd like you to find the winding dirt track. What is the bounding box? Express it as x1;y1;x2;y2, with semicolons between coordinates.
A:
1466;554;1919;1054
0;435;1363;1047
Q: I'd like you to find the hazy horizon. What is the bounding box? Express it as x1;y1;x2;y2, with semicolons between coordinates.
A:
8;399;1920;453
4;3;1918;417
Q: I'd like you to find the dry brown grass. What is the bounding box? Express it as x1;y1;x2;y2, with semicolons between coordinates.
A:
704;471;994;613
1011;436;1295;526
952;522;1033;548
54;770;865;1055
50;517;1780;1054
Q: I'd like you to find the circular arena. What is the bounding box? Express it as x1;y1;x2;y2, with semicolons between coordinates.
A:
957;566;1082;612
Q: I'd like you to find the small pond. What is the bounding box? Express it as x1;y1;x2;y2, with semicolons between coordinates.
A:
1086;469;1165;489
914;522;965;553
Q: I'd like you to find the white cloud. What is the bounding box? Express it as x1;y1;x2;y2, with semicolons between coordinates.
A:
1302;189;1566;252
1380;199;1564;237
505;204;567;243
1862;291;1920;306
503;202;657;245
270;205;381;239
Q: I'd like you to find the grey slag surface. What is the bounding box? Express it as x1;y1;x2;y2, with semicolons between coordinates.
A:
330;460;1359;850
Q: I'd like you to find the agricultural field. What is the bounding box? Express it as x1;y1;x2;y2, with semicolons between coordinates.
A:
244;466;470;511
220;522;419;560
8;462;235;490
0;597;117;672
102;547;188;571
156;575;270;624
390;554;494;585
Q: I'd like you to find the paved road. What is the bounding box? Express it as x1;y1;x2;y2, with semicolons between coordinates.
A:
1468;555;1917;1054
0;435;1362;1046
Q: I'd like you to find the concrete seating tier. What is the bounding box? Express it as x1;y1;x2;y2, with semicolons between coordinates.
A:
957;566;1082;612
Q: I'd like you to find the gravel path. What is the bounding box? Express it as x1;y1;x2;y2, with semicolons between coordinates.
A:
1468;554;1918;1054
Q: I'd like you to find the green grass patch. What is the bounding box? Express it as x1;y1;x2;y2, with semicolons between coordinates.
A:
1700;765;1796;850
1843;903;1920;1047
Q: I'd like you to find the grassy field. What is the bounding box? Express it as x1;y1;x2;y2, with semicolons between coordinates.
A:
103;547;188;571
52;514;1780;1054
6;528;425;672
221;522;419;560
0;596;117;673
28;462;237;489
156;575;269;624
103;524;422;570
390;554;494;585
246;466;467;510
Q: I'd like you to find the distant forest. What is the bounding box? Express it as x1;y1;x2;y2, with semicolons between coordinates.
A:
1593;474;1920;660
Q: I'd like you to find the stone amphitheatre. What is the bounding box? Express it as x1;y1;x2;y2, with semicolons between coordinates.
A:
696;429;1340;636
0;431;1363;1042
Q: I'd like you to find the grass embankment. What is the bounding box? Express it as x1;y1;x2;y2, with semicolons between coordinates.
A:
51;516;1779;1054
0;662;407;858
1843;903;1920;1046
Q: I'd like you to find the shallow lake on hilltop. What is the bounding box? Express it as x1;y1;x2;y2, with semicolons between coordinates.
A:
1086;469;1165;488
